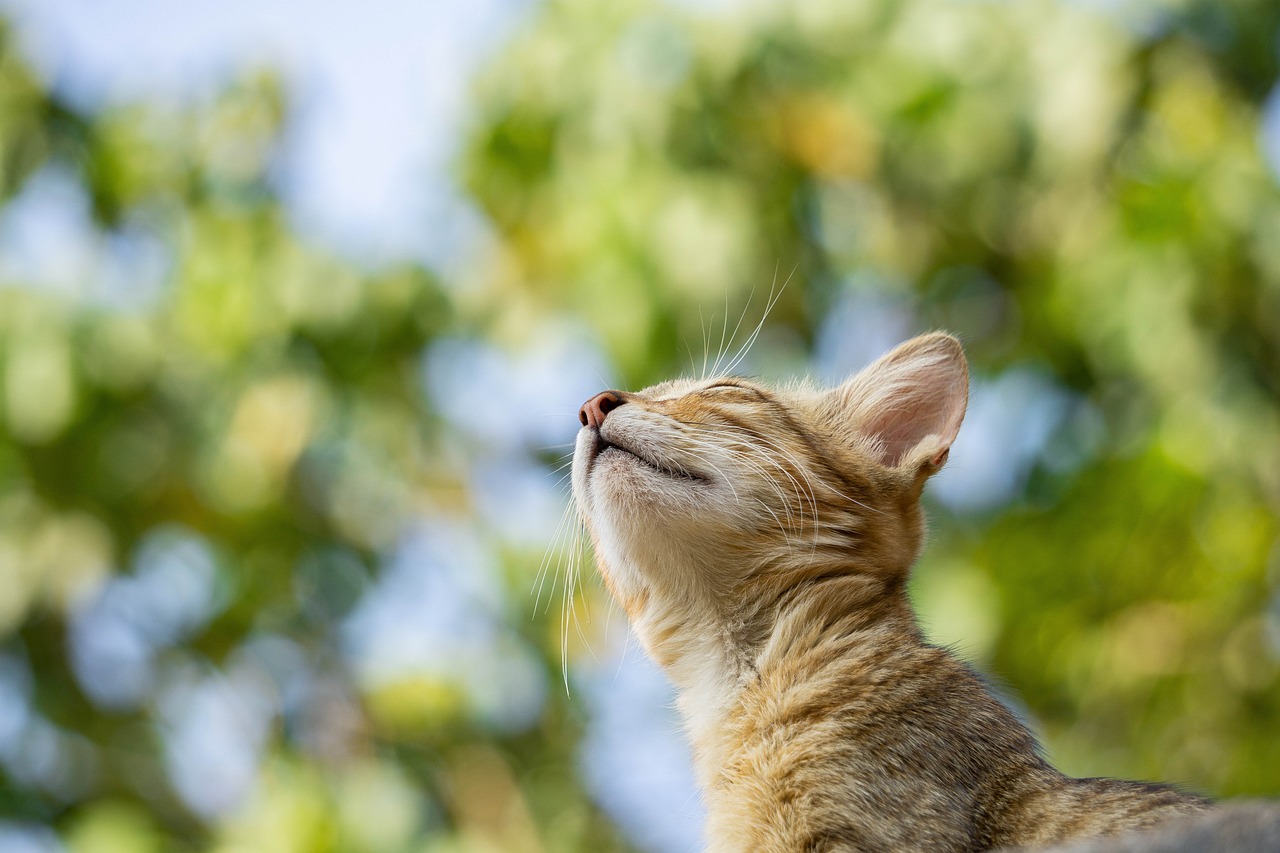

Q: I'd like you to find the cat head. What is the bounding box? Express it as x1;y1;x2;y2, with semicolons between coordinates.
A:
571;332;968;663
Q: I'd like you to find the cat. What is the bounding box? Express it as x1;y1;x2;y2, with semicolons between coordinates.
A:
570;332;1223;852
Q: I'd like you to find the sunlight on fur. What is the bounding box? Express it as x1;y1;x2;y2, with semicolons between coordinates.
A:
562;330;1280;852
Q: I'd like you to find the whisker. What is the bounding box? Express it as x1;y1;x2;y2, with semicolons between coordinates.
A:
711;283;757;379
722;270;792;378
534;498;578;614
711;289;734;378
671;433;809;539
678;421;820;520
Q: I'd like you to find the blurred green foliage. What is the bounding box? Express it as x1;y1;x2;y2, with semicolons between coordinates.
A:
1;0;1279;850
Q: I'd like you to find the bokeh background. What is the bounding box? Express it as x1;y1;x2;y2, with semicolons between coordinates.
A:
1;0;1278;850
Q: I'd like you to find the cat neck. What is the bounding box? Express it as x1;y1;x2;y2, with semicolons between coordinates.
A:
628;587;751;765
633;565;913;791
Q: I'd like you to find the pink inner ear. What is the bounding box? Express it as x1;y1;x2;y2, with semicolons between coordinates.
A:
860;380;966;467
836;334;969;469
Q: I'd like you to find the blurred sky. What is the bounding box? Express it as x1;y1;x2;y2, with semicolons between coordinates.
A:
0;0;534;270
4;0;1280;272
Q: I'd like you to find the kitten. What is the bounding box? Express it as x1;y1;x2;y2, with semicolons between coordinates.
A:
570;333;1214;852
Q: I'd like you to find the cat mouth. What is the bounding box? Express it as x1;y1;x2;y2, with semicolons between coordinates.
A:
593;435;705;482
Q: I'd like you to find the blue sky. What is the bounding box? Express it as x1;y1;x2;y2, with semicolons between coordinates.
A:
4;0;1279;268
0;0;533;269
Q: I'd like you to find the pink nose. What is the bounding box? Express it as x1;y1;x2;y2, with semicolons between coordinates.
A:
579;390;623;428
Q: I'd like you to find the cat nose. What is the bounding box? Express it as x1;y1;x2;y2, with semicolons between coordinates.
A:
579;391;624;428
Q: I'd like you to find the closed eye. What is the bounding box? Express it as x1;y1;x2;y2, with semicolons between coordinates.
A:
701;382;767;401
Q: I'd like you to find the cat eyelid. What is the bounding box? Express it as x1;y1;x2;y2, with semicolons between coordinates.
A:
701;381;765;399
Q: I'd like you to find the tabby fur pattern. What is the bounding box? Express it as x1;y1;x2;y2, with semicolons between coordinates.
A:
571;333;1211;852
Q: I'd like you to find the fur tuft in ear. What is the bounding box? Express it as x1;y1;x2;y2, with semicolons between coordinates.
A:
829;332;969;472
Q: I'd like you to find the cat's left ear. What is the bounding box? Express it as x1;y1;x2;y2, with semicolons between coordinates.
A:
827;332;968;475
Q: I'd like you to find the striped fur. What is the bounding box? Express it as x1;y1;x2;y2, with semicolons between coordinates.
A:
571;333;1210;852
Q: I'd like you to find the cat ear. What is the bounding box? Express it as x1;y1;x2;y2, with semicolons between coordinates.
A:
829;332;968;472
